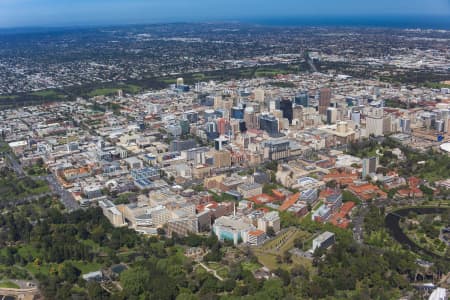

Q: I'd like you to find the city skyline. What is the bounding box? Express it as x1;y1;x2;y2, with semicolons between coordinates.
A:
1;0;450;28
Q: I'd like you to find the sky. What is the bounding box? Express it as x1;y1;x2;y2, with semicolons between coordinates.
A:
0;0;449;28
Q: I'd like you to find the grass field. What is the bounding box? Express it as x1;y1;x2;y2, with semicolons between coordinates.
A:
32;90;64;98
253;228;313;271
0;95;18;100
0;281;20;289
241;261;261;273
88;88;120;97
26;260;102;277
87;84;142;97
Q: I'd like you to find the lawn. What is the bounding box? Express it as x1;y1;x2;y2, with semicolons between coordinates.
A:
253;250;312;272
88;88;120;97
0;95;18;100
32;90;63;98
18;245;39;260
26;260;102;277
69;261;102;274
253;228;313;271
0;170;51;202
87;84;143;97
241;261;261;273
0;281;20;289
192;73;206;80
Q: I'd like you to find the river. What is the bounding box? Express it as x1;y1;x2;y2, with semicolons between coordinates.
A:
385;207;450;261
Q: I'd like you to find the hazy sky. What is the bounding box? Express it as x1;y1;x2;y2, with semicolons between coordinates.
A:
0;0;449;28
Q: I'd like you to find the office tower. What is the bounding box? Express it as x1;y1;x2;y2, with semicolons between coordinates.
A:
231;106;244;119
254;89;265;103
213;150;232;168
269;100;280;112
319;88;332;115
326;107;338;125
259;114;279;136
279;99;293;124
351;109;361;125
214;137;228;151
366;108;384;136
399;118;411;133
170;139;197;152
217;118;228;136
362;157;378;178
336;121;348;134
295;91;309;107
204;109;215;121
292;105;303;126
215;109;226;119
239;120;247;133
183;111;199;124
214;95;223;109
244;107;258;129
179;119;190;135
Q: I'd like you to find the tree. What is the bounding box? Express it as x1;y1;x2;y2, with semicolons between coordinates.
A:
59;262;81;284
121;267;151;296
282;250;292;264
326;180;337;188
266;227;276;237
86;281;108;300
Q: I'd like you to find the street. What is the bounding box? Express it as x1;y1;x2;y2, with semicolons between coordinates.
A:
4;150;80;212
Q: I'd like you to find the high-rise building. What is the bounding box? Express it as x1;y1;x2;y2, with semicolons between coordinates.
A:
231;106;245;119
399;118;411;133
319;88;332;115
254;89;265;103
366;109;384;137
179;119;190;135
264;140;290;160
362;157;378;178
169;139;196;152
183;111;199;124
239;120;247;133
326;107;338;125
214;136;229;151
176;77;184;86
213;150;232;168
295;91;309;107
259;114;279;136
351;109;361;125
217;118;228;136
279;99;293;124
244;107;258;129
214;95;223;109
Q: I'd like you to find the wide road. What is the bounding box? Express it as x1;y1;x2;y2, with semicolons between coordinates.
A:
40;174;80;212
4;151;80;212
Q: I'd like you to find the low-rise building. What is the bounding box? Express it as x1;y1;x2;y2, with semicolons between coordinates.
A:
312;231;335;252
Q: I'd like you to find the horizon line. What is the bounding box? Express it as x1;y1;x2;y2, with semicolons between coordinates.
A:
1;14;450;31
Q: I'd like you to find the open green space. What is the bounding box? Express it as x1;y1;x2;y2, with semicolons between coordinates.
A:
0;95;18;100
87;83;142;97
0;169;50;203
31;90;65;99
0;281;20;289
400;212;450;257
253;228;313;271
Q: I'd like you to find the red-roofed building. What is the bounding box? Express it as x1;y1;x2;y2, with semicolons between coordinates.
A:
347;183;387;201
279;192;300;211
248;230;267;246
329;201;355;229
323;170;359;186
250;194;276;205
